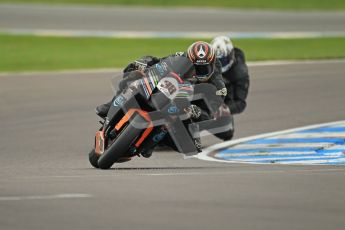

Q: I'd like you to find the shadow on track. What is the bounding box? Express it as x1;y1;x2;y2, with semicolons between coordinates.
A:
83;166;228;171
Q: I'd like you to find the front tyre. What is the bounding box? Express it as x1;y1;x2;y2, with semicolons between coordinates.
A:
89;149;100;168
97;115;147;169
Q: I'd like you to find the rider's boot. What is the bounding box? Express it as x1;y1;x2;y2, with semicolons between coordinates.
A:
194;137;202;153
189;122;202;153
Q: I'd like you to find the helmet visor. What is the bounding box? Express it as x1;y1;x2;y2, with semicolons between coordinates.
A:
219;56;231;67
194;64;213;81
218;50;235;73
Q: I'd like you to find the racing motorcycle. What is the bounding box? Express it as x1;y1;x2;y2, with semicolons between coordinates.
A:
89;56;206;169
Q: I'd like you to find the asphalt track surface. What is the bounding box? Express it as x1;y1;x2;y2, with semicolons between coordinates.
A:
1;4;345;33
1;61;345;230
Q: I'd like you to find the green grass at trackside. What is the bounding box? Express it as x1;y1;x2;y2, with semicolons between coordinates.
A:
1;0;345;10
1;34;345;72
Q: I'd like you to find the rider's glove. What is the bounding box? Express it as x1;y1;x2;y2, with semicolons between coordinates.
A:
123;61;148;73
184;104;201;120
214;103;231;120
134;61;148;72
123;63;136;73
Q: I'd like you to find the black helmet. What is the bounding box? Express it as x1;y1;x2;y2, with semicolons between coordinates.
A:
187;41;216;82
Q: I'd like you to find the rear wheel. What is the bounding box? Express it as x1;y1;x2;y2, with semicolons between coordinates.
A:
97;115;147;169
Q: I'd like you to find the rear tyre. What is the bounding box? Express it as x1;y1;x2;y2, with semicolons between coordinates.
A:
89;149;100;168
97;115;147;169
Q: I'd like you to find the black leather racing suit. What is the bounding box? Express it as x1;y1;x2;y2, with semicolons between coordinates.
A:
223;48;250;115
122;53;227;100
213;48;250;140
98;54;227;117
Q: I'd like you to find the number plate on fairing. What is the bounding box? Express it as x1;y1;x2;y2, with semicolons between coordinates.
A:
157;77;179;100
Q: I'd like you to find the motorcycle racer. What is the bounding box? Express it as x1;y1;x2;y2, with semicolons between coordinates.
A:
96;41;227;120
210;36;250;140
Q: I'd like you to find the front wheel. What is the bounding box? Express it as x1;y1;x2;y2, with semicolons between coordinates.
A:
97;115;147;169
89;149;100;168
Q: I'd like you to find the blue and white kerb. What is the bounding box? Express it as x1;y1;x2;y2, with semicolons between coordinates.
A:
198;121;345;165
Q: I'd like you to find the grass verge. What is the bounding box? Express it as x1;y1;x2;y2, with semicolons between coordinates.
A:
1;34;345;72
1;0;345;10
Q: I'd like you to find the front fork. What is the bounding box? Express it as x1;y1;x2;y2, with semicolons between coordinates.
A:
95;130;105;155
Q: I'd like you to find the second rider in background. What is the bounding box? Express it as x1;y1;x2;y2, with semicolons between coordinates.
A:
210;36;250;140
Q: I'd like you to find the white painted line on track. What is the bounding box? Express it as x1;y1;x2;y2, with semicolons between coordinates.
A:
1;59;344;77
247;59;345;66
273;132;345;139
216;151;319;157
227;143;333;149
0;68;120;77
1;28;345;39
0;193;92;201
